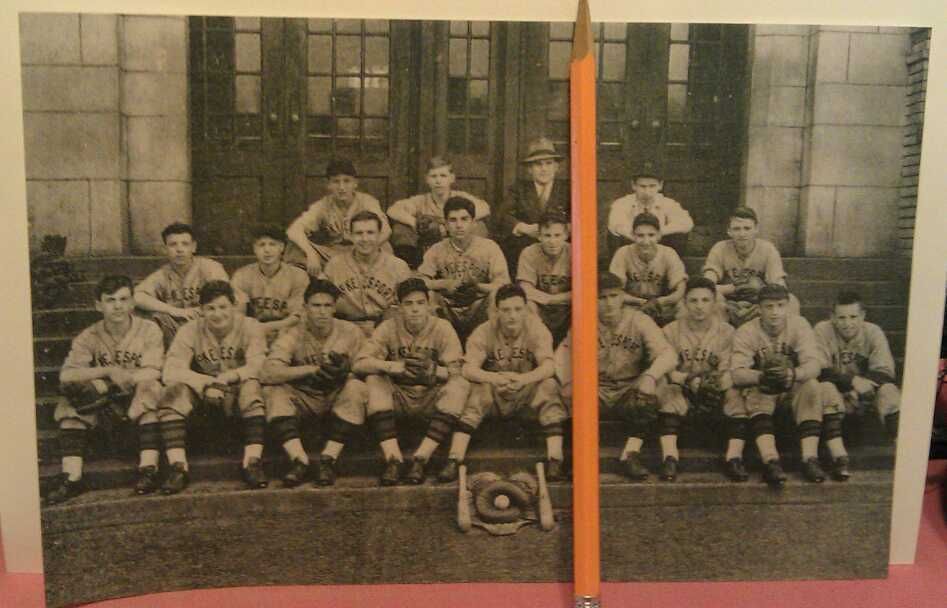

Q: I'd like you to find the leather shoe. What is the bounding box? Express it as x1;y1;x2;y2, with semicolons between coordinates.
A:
621;452;649;481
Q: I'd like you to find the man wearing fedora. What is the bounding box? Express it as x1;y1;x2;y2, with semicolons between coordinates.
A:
494;137;570;276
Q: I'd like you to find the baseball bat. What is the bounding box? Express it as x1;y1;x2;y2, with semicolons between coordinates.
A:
536;461;555;531
457;464;472;532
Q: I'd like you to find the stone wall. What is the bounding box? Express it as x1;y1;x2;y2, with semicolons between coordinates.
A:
898;28;930;257
21;14;189;256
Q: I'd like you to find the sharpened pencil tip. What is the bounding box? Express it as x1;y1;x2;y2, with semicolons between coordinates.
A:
571;0;593;60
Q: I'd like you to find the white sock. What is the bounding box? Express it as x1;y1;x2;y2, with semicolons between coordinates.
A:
166;448;188;470
546;435;564;461
755;435;778;463
322;440;344;460
243;443;264;468
659;435;679;460
826;437;848;460
447;432;471;462
801;436;820;461
620;437;644;461
380;438;403;463
283;439;309;464
725;439;745;461
413;437;439;461
138;449;160;469
62;456;83;482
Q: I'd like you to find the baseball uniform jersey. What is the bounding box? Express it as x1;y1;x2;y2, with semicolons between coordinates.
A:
731;315;820;374
267;318;365;373
388;191;491;223
163;315;267;386
517;242;571;297
290;192;392;251
598;309;675;388
702;239;787;288
466;314;554;375
663;318;734;377
609;243;687;299
418;235;510;288
813;320;896;383
135;257;229;310
607;193;694;240
61;316;164;375
322;250;412;322
232;262;309;323
357;314;464;374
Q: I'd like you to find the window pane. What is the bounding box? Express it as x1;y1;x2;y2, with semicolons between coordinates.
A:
469;80;488;115
546;121;569;146
336;36;362;74
364;117;388;139
365;37;389;75
235;33;261;73
365;20;389;34
666;122;691;144
235;114;261;139
670;23;689;41
206;30;234;72
602;43;625;81
471;21;490;37
235;75;260;113
598;121;623;145
603;22;626;41
549;22;573;39
308;35;332;74
234;17;260;32
308;76;332;114
309;115;332;137
469;119;487;153
334;77;361;115
308;19;332;33
450;21;468;36
363;77;389;115
449;38;468;77
548;41;571;79
599;82;624;121
447;78;467;114
691;44;720;81
692;24;721;41
206;76;233;114
668;44;690;81
336;20;361;34
470;39;490;77
206;17;233;31
336;117;360;138
668;83;688;121
447;119;466;153
547;81;569;120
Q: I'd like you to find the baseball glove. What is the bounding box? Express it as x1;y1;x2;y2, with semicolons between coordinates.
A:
448;281;482;307
316;351;352;386
759;355;795;395
732;284;761;304
402;352;438;386
640;298;662;318
688;372;725;416
416;214;443;243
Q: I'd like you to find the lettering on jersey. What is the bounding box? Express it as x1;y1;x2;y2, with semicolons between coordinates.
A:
94;350;143;368
195;346;246;368
678;348;719;370
440;258;489;282
752;342;798;368
248;296;289;319
727;267;763;286
484;346;537;371
337;276;396;304
601;332;643;354
164;287;200;306
538;274;570;294
396;345;441;362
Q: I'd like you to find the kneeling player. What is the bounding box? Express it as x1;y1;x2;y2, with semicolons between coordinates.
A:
447;283;569;481
262;280;368;487
46;275;165;505
662;278;747;481
353;278;470;486
558;273;678;481
731;284;832;486
815;291;901;479
157;280;268;493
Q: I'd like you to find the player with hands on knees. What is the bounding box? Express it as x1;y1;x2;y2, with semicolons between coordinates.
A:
516;211;572;346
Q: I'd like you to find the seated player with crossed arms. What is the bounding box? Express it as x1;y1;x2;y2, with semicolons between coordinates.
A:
353;278;470;486
418;197;511;343
231;223;310;343
321;210;412;338
516;210;572;346
261;279;368;488
814;291;901;480
158;280;268;494
730;284;834;486
556;272;678;481
387;156;491;267
703;206;798;327
46;275;165;505
446;283;569;482
609;211;687;327
661;277;747;482
134;222;228;348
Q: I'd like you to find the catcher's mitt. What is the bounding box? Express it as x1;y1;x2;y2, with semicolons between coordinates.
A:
759;354;795;395
687;372;725;416
314;351;352;386
402;352;438;386
448;281;482;307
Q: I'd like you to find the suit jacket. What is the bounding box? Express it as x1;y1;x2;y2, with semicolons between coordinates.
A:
493;180;571;238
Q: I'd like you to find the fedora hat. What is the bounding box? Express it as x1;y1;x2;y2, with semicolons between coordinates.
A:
521;137;564;163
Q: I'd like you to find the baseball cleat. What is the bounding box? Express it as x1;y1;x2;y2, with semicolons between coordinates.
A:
621;453;649;481
545;458;567;482
762;460;787;487
45;474;85;505
242;457;269;489
134;465;161;495
380;458;402;486
405;457;428;485
659;456;679;482
314;455;338;486
724;458;750;482
831;456;851;482
801;458;826;483
161;462;190;495
437;458;461;483
282;459;310;488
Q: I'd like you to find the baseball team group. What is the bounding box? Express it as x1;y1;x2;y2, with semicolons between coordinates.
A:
42;136;902;505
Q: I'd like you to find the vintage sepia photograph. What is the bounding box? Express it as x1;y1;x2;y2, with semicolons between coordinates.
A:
19;11;928;607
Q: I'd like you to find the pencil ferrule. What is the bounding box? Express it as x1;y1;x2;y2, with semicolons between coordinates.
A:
574;597;601;608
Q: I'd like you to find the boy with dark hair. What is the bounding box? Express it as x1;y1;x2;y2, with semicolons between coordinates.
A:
354;278;470;485
232;223;310;342
157;280;268;493
46;275;165;504
609;211;687;327
134;222;229;348
607;164;694;257
516;210;572;346
418;196;510;343
262;279;369;487
321;210;412;337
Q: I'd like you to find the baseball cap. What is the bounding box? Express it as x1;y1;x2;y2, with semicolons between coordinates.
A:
758;284;790;302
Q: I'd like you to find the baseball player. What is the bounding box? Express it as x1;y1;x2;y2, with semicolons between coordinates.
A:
815;291;901;479
730;284;833;486
134;222;229;348
387;156;491;267
516;211;572;346
609;212;687;327
702;206;799;327
447;283;569;482
661;277;747;482
353;278;470;486
606;163;694;258
286;159;392;276
261;279;368;487
157;280;268;493
557;273;678;481
231;223;310;343
45;275;165;505
418;197;511;343
321;210;412;337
